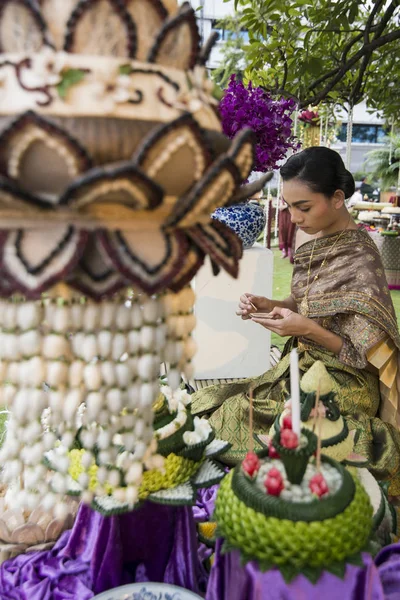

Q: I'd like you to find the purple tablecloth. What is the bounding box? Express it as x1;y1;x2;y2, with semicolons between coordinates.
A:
2;487;400;600
0;502;206;600
206;540;386;600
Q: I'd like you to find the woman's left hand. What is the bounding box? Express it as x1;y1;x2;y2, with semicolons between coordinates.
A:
251;306;312;338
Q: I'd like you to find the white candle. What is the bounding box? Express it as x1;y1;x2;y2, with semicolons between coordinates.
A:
290;348;301;437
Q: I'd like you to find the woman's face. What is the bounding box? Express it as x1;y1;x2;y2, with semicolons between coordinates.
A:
282;178;342;235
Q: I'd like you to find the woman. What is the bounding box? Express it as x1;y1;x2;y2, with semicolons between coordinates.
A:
191;147;400;495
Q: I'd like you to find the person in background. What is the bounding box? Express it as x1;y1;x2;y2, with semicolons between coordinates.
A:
360;176;375;200
278;203;296;262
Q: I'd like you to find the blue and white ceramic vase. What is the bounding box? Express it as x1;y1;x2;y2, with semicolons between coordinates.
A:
212;201;266;249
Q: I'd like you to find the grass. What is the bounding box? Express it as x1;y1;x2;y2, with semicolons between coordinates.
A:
271;246;400;349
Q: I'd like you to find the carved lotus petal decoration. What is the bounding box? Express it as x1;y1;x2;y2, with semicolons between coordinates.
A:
226;128;256;184
0;0;211;79
168;243;204;292
147;3;200;70
0;112;93;206
186;221;243;279
68;232;126;300
125;0;168;61
166;156;242;229
64;0;137;58
99;227;189;295
0;499;78;549
0;226;88;298
59;163;163;210
134;112;213;196
0;0;50;53
0;111;259;297
38;0;78;50
11;523;44;545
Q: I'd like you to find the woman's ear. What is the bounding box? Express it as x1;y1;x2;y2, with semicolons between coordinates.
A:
332;189;345;209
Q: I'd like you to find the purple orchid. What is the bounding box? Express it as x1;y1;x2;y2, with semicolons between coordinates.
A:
219;75;299;173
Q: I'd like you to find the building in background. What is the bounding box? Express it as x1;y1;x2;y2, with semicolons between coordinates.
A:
333;103;386;175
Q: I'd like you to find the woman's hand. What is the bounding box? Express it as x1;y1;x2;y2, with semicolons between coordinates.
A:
250;306;312;337
236;294;275;320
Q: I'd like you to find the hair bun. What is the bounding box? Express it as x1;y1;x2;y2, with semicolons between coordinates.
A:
341;170;355;199
280;147;356;199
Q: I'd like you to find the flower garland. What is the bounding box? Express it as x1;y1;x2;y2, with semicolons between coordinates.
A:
219;75;299;173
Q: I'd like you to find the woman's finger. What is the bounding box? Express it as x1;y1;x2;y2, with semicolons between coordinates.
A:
251;316;283;331
239;301;250;310
236;309;251;320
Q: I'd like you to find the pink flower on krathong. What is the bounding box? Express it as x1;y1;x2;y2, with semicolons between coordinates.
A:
310;403;327;419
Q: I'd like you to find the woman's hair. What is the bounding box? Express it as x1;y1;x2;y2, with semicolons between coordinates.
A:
280;147;355;199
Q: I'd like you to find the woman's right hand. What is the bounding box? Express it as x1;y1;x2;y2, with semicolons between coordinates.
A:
236;293;274;320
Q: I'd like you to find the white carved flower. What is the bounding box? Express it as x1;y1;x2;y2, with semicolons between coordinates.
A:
160;385;180;412
174;388;191;406
174;65;218;113
193;416;212;441
92;66;135;112
183;430;202;446
22;48;68;88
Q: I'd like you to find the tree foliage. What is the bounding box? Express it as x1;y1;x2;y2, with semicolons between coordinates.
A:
232;0;400;120
365;134;400;189
211;16;248;88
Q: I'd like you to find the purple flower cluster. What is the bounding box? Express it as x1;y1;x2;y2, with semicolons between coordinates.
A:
219;75;299;173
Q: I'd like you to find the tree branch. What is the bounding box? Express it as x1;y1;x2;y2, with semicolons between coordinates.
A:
277;47;288;91
308;31;364;93
364;0;385;44
301;28;400;107
351;51;372;105
307;1;397;96
372;0;399;40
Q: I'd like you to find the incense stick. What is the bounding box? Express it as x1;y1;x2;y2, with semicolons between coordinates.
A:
312;381;321;433
316;408;322;471
249;386;254;453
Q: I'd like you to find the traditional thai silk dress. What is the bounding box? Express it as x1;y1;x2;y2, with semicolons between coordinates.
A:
191;229;400;494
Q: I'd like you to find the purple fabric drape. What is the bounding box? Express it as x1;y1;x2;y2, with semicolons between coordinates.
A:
0;502;205;600
3;491;400;600
375;543;400;599
206;540;389;600
193;485;219;523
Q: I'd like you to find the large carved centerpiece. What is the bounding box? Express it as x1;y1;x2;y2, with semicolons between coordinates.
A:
0;0;261;560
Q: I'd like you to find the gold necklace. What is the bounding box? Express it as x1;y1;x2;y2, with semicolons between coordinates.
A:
299;217;351;317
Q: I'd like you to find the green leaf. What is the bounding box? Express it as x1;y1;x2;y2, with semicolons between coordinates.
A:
221;539;237;555
257;559;275;572
303;29;313;50
56;69;86;99
302;566;323;584
119;64;132;76
279;563;299;583
325;561;346;579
